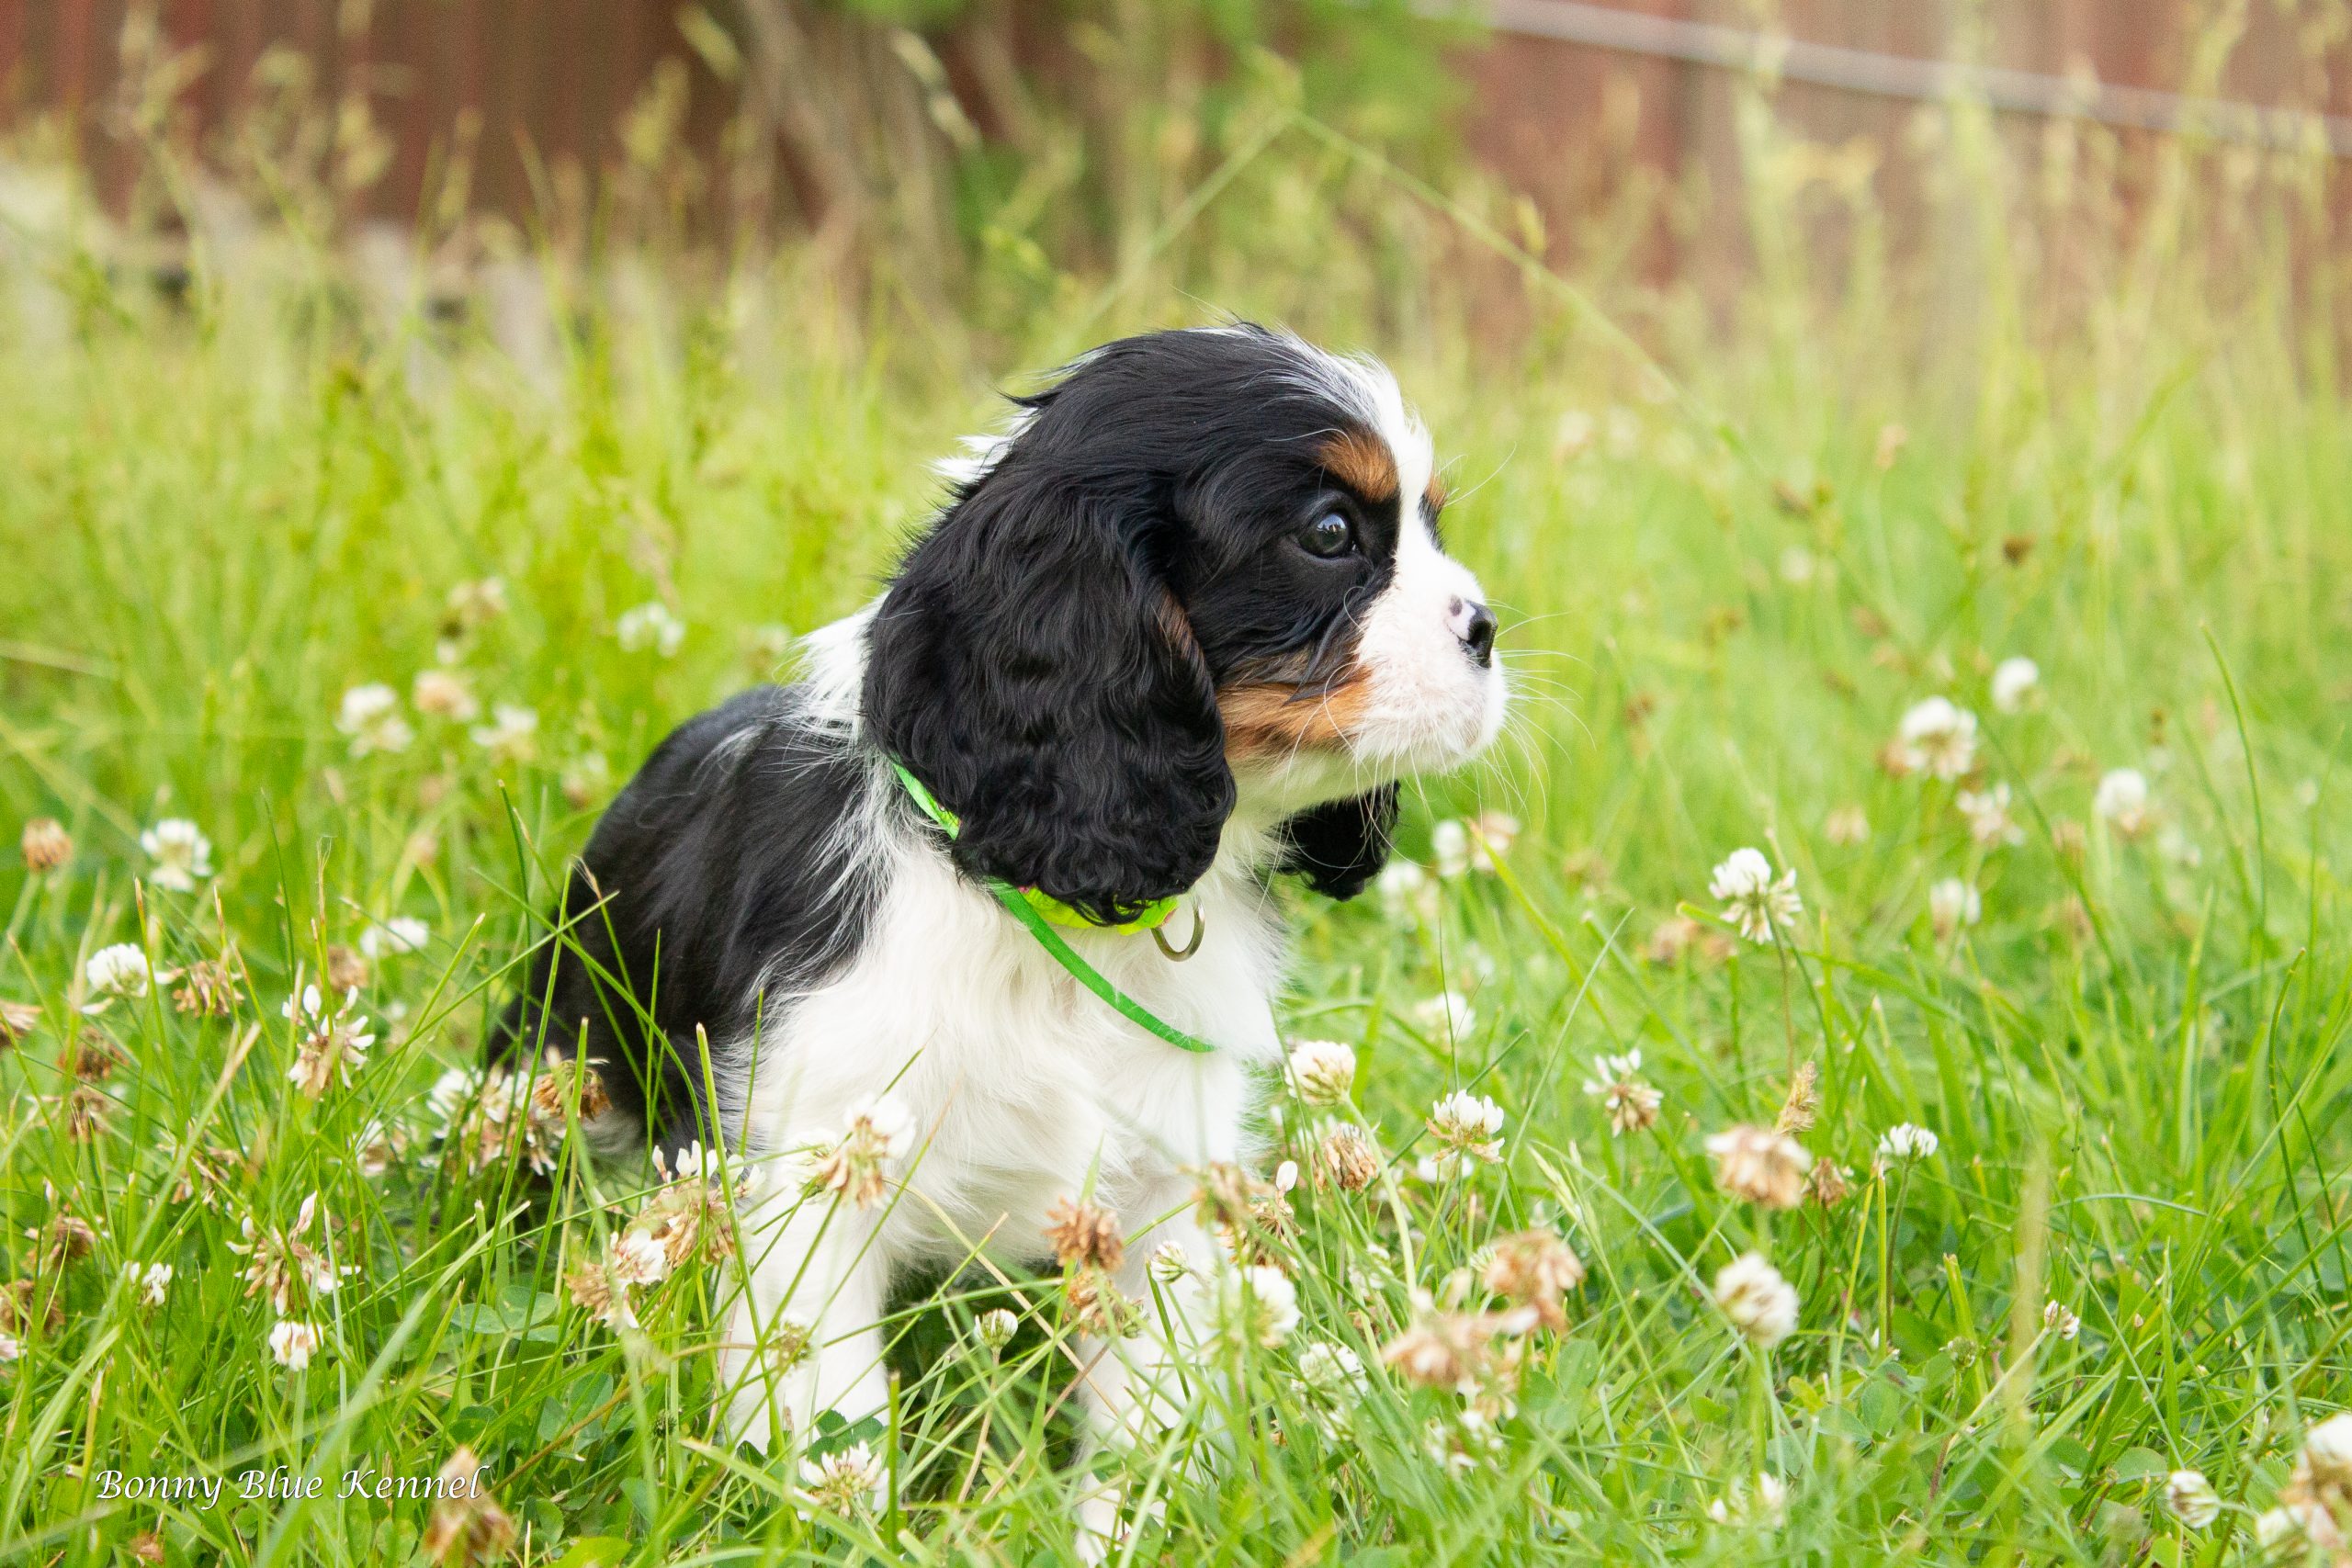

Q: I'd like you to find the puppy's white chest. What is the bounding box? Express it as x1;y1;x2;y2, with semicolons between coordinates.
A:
744;841;1283;1269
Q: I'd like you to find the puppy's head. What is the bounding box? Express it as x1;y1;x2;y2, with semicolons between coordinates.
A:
865;325;1506;925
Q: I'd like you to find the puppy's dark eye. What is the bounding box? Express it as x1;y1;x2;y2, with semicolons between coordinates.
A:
1298;512;1354;558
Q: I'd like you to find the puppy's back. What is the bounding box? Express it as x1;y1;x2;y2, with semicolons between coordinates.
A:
492;683;883;1149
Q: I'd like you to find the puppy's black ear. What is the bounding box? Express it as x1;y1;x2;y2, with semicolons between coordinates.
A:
865;465;1235;926
1278;784;1399;900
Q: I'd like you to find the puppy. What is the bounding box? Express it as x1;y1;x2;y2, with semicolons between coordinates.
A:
499;324;1504;1520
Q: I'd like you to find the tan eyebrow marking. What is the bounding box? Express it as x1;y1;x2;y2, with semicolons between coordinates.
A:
1317;430;1399;502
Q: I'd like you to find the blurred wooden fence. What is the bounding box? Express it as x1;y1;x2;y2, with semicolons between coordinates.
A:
3;1;2346;274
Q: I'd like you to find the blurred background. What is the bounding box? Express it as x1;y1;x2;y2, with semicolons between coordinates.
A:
3;0;2348;378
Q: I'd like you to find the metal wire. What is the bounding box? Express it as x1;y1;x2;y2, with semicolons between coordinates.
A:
1465;0;2352;157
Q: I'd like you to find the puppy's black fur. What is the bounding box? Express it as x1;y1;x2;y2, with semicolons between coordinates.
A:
499;688;883;1136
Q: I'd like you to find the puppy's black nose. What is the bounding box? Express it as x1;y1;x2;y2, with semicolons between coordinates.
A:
1450;596;1498;667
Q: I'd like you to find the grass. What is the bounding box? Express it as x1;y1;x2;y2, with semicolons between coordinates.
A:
6;94;2352;1567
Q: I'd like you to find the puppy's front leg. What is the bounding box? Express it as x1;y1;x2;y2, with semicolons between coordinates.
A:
719;1182;894;1453
1070;1207;1222;1556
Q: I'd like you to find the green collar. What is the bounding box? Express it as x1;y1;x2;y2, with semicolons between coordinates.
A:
889;761;1215;1055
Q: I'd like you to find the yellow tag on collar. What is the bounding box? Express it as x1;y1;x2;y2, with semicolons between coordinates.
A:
1020;888;1179;932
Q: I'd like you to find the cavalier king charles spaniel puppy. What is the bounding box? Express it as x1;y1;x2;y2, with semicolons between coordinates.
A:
499;323;1503;1530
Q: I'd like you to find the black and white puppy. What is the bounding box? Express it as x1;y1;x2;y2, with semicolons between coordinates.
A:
501;324;1504;1491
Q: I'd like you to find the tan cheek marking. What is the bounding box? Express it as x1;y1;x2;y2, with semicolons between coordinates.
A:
1217;674;1374;760
1425;470;1449;515
1317;431;1399;502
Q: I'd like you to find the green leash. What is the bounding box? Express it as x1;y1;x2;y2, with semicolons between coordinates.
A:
888;761;1217;1055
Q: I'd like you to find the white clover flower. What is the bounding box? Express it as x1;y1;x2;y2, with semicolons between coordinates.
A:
1468;810;1520;870
1706;1124;1809;1209
1928;877;1981;938
1713;1252;1799;1348
561;751;612;807
444;577;508;627
1426;1089;1506;1164
1148;1240;1193;1285
427;1066;486;1132
2304;1413;2352;1484
2164;1469;2220;1529
1895;697;1980;780
1709;847;1802;943
1990;657;2040;714
1955;784;2024;848
1877;1122;1940;1162
1297;1340;1366;1398
1199;1263;1299;1350
2094;768;2153;840
267;1319;321;1370
1285;1040;1357;1107
411;669;480;722
470;704;540;765
2257;1500;2343;1551
1708;1471;1790;1529
1824;805;1871;846
1430;819;1472;880
140;818;214;892
2042;1300;2080;1340
284;985;376;1099
86;942;153;998
335;683;414;757
808;1093;915;1209
797;1440;886;1517
1581;1048;1663;1135
127;1260;174;1306
651;1140;727;1185
1375;859;1432;923
608;1229;671;1288
1413;990;1476;1038
616;602;686;658
971;1307;1019;1354
357;916;430;960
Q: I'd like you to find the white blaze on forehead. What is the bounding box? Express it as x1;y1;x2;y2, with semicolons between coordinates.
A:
1278;335;1437;511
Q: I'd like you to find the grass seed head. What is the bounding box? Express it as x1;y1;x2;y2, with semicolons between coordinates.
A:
1774;1061;1819;1135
